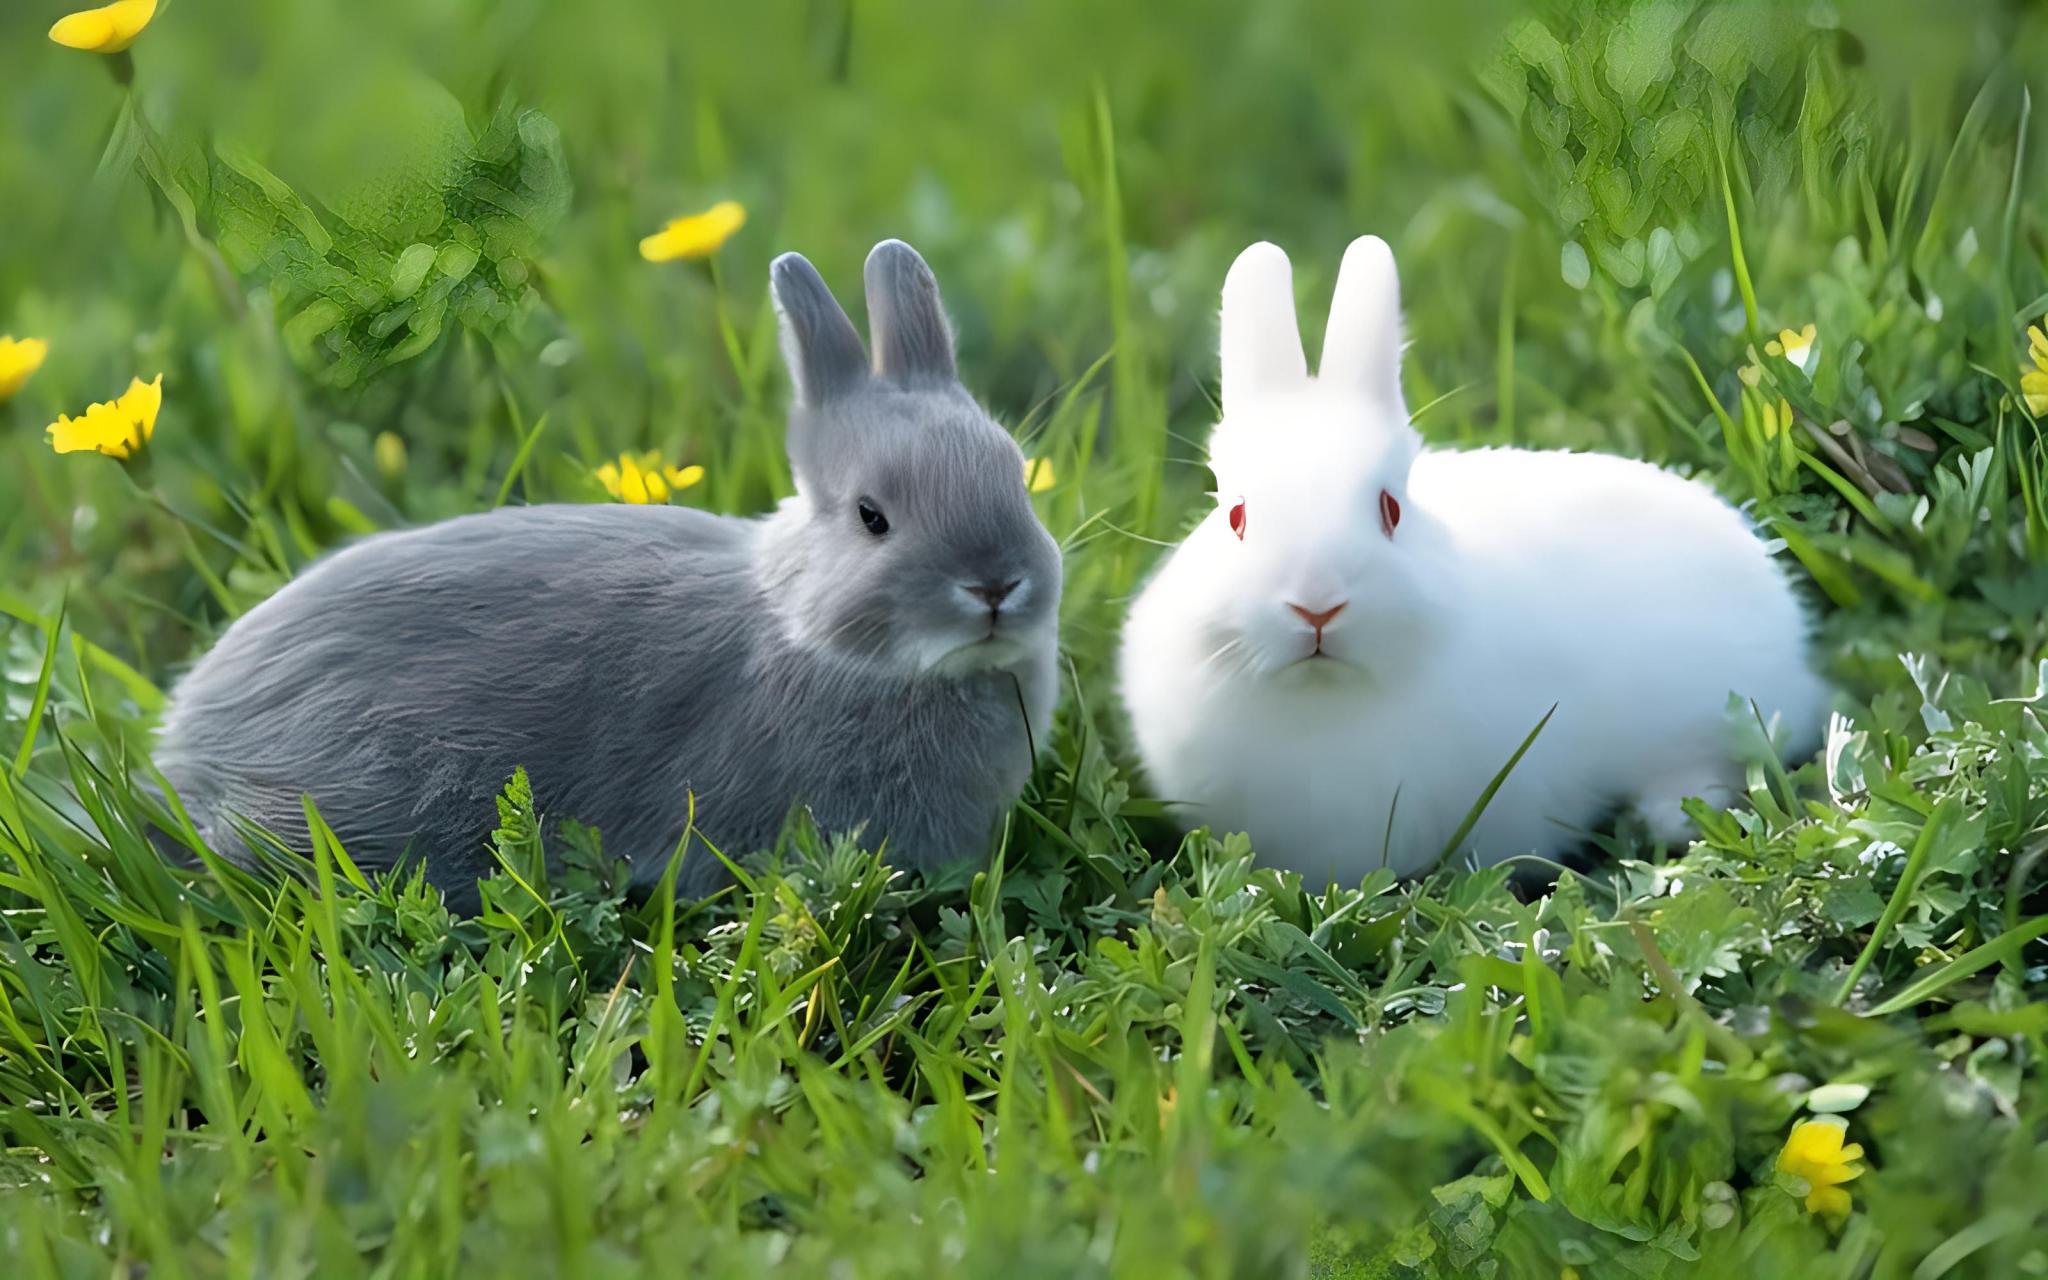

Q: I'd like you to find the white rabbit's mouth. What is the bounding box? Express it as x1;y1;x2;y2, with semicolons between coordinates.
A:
1206;628;1368;683
1212;621;1367;680
1281;648;1362;678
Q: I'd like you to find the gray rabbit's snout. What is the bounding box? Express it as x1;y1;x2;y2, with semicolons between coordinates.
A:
960;577;1021;623
943;555;1042;623
964;578;1019;610
914;529;1060;674
956;572;1043;629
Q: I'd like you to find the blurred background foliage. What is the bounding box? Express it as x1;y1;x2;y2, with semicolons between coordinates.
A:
4;0;2042;678
3;0;2048;1276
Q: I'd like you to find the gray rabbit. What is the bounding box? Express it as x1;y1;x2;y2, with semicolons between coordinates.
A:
152;240;1062;902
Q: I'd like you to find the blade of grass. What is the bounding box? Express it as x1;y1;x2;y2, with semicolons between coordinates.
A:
1495;235;1517;439
1994;86;2031;384
1867;914;2048;1017
1429;704;1555;871
1835;798;1957;1005
1717;148;1759;337
1912;73;2002;284
493;412;552;507
10;591;64;780
1771;519;1862;609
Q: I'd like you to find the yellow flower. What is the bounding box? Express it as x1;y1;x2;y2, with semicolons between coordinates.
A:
1777;1118;1864;1220
2022;323;2048;417
48;0;157;53
1764;323;1818;376
596;451;704;504
0;336;48;401
1024;456;1056;493
1758;396;1793;440
374;431;408;480
1736;362;1762;389
47;373;161;459
639;201;746;262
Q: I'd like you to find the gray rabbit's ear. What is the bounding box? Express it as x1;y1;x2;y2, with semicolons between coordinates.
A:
1220;241;1306;413
863;239;957;385
771;252;869;407
1318;235;1404;408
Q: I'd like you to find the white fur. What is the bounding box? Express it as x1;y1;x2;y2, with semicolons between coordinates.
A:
1119;237;1830;884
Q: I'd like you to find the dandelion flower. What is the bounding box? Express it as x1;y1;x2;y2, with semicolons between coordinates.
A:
1024;456;1056;493
0;336;48;401
639;201;746;262
2021;323;2048;417
48;0;157;53
596;451;704;504
1777;1118;1864;1220
47;373;161;459
1764;324;1818;376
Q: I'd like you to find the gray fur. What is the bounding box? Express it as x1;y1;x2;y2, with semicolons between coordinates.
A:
864;238;956;385
153;241;1062;904
771;252;867;409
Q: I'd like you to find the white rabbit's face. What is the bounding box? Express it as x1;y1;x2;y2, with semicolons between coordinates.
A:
1202;386;1440;681
1192;235;1449;682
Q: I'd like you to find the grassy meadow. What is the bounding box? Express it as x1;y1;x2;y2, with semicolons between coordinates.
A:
3;0;2048;1275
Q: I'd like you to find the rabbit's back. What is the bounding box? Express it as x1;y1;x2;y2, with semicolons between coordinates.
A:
157;502;1044;897
1414;446;1825;752
156;504;760;889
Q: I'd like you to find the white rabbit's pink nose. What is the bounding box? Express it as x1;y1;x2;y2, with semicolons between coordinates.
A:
1287;601;1346;636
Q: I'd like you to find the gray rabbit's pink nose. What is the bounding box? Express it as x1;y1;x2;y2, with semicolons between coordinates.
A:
966;579;1022;611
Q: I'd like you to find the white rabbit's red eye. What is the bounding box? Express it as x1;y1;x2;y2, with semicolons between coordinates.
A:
1379;489;1401;537
1227;498;1247;540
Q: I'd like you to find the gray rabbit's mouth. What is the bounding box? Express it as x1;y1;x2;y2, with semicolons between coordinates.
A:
927;628;1043;678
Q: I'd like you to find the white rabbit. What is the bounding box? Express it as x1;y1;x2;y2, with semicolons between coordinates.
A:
1118;237;1830;884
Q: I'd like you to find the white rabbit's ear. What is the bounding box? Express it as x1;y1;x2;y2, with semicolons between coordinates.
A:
1220;241;1306;412
1318;235;1404;408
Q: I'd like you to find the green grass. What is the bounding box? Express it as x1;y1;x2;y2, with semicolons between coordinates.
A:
3;1;2048;1276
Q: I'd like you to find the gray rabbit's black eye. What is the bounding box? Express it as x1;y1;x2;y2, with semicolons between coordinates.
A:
857;498;890;536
